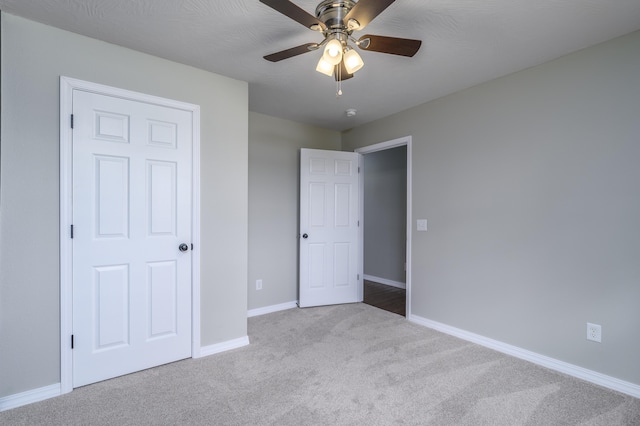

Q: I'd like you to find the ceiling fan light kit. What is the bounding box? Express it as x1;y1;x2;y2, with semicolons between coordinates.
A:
323;37;344;65
260;0;422;93
316;56;336;76
343;47;364;74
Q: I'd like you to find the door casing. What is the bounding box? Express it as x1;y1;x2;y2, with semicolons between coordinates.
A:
59;76;202;394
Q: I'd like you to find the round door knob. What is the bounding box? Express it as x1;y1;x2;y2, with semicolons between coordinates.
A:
302;233;308;239
179;243;189;252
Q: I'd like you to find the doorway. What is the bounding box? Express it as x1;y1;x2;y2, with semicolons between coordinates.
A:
356;137;411;317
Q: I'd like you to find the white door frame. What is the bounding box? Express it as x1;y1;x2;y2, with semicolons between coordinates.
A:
59;76;201;394
355;136;412;317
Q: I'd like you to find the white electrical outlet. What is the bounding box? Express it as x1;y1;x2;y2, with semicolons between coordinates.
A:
586;323;601;342
256;279;263;290
417;219;428;231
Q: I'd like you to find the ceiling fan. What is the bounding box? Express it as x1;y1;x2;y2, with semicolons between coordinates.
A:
260;0;422;83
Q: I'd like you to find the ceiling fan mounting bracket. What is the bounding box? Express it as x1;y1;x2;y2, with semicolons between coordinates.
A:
347;18;361;31
357;37;371;49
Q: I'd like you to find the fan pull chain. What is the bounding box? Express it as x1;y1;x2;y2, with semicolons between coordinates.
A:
336;62;343;97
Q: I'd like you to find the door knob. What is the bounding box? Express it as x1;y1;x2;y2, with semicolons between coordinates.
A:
302;233;308;239
179;243;189;252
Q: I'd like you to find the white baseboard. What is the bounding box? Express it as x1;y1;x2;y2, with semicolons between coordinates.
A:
1;338;251;412
196;336;250;358
409;314;640;399
248;301;298;318
0;383;61;412
363;274;406;290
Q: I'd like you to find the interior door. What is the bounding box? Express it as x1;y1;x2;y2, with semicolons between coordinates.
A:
299;148;361;307
72;90;193;387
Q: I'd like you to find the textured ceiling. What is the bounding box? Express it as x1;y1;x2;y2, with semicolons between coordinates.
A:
1;0;640;130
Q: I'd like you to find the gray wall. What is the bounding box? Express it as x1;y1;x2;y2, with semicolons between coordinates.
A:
0;13;248;397
248;112;340;310
363;147;407;284
343;31;640;385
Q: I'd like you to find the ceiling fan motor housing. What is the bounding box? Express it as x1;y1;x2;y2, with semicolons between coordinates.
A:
315;0;356;31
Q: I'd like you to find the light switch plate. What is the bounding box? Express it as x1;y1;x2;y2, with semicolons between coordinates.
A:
417;219;427;231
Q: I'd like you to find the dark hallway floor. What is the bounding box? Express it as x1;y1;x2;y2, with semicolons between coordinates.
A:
363;280;406;316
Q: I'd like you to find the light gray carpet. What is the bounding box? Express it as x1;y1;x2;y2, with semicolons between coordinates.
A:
2;303;639;425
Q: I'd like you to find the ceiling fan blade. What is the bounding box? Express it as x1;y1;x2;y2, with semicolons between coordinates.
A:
344;0;396;30
264;43;319;62
358;34;422;57
334;61;354;82
259;0;326;31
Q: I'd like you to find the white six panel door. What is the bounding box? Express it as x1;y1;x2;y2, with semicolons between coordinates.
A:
299;149;360;307
72;90;192;387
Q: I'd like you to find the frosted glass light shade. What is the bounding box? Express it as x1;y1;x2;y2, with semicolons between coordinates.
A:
316;57;335;77
343;49;364;74
323;39;343;66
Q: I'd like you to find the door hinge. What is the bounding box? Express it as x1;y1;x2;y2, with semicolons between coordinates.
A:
357;274;360;281
357;220;360;227
191;243;194;250
70;114;74;129
358;166;360;173
71;335;74;349
70;224;74;239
